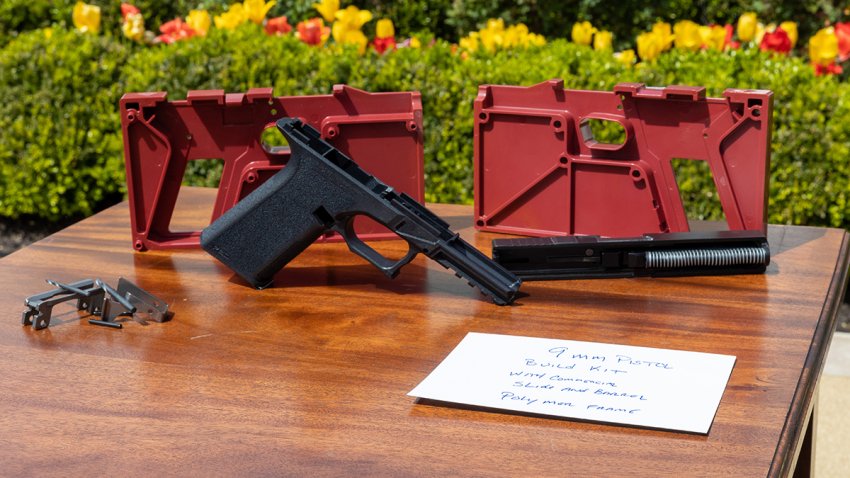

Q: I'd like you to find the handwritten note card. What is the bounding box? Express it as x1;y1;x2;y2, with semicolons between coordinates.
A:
409;333;735;434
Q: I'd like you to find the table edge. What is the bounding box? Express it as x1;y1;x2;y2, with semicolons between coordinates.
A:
769;229;850;477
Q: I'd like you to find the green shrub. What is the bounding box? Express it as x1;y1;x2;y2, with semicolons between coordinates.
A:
2;24;850;229
0;28;129;220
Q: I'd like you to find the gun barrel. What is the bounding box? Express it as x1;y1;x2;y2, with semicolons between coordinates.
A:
492;230;769;280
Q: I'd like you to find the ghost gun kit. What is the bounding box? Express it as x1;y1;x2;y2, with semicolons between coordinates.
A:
200;118;521;305
491;230;770;280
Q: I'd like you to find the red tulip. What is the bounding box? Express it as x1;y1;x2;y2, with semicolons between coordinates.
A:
265;16;292;36
372;36;396;54
814;62;843;76
157;18;196;44
835;22;850;61
296;18;330;46
724;24;740;49
759;27;792;54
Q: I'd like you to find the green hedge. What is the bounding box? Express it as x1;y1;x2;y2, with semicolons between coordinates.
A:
1;24;849;228
0;28;128;220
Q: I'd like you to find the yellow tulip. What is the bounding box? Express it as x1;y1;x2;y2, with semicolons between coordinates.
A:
332;6;373;52
593;30;613;50
334;5;372;30
502;23;524;47
486;18;505;33
614;49;636;67
699;24;727;50
637;31;665;61
459;32;480;52
215;4;248;30
409;37;422;48
122;13;145;41
809;27;838;66
737;12;757;42
187;10;211;36
313;0;339;24
651;21;675;50
571;21;596;46
673;20;701;50
780;21;798;47
479;30;500;52
72;1;101;34
376;19;395;39
528;32;546;47
243;0;275;25
469;18;504;52
459;19;543;53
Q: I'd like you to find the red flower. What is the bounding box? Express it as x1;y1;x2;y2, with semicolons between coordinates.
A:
121;3;140;19
835;22;850;61
814;62;843;76
296;18;330;46
724;24;740;49
157;18;196;44
372;36;396;54
265;16;292;36
759;27;792;54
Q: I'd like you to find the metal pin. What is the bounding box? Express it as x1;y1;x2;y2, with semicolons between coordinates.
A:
46;279;90;297
88;319;123;329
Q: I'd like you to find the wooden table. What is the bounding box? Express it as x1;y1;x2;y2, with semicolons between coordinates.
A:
1;187;847;477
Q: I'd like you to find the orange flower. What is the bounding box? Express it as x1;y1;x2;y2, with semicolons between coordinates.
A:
120;3;140;18
265;16;292;35
157;18;195;44
296;17;330;46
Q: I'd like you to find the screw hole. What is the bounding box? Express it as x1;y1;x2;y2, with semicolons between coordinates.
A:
270;108;278;116
553;120;562;129
476;219;485;227
479;112;487;120
134;241;144;250
631;170;641;178
559;156;568;164
751;108;761;117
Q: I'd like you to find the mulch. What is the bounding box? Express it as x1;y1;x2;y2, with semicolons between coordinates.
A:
0;217;77;258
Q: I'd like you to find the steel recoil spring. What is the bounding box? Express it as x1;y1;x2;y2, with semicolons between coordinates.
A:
645;246;770;269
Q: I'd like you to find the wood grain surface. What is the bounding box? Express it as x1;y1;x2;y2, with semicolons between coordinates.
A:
0;187;846;477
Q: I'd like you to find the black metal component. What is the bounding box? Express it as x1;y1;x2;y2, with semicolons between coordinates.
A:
200;117;521;305
46;279;95;297
88;319;123;329
22;277;171;330
491;230;770;280
22;279;100;330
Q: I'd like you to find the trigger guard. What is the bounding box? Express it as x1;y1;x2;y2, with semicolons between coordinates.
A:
338;216;418;278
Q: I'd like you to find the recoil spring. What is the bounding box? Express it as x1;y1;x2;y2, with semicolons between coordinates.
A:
645;246;769;269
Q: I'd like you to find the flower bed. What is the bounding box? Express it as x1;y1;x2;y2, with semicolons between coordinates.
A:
1;1;849;229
